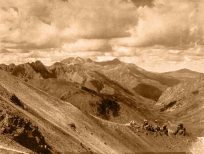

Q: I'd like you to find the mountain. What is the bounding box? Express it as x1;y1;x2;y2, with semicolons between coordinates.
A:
0;57;202;153
0;58;181;123
52;58;179;98
60;57;93;65
94;58;122;65
0;61;55;80
156;79;204;136
163;68;204;81
0;69;196;153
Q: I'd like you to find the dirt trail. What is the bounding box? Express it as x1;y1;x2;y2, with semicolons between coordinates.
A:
91;114;195;153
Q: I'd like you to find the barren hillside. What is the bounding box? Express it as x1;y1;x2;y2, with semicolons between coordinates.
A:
157;79;204;136
0;70;196;153
0;59;202;153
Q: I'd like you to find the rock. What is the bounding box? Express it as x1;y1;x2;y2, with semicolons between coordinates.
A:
0;111;51;153
68;123;76;131
35;136;41;144
0;127;5;134
15;127;25;136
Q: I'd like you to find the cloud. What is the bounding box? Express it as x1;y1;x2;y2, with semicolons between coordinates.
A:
0;48;105;65
0;0;138;50
1;0;204;72
115;46;204;73
54;0;138;39
1;0;204;50
114;0;204;48
62;39;112;52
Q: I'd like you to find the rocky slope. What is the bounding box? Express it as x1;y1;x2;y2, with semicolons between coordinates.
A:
156;79;204;136
0;58;179;101
1;57;203;153
0;58;180;123
0;60;54;80
0;70;196;153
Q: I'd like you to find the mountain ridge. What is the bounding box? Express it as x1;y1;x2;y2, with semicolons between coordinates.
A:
0;57;203;153
0;70;196;153
163;68;204;81
0;57;180;123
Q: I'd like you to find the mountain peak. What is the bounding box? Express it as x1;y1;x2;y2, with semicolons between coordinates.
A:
61;57;93;64
95;58;122;66
30;60;46;70
30;60;44;66
164;68;201;74
29;60;54;79
174;68;203;75
177;68;194;73
111;58;121;63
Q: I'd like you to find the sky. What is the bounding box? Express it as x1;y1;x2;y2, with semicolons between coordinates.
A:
0;0;204;72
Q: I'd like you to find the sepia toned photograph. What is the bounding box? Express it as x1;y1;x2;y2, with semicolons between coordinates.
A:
0;0;203;153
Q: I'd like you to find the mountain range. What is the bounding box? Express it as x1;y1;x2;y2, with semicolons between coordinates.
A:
0;57;203;153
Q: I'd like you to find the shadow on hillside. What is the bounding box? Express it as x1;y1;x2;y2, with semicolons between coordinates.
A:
134;83;162;101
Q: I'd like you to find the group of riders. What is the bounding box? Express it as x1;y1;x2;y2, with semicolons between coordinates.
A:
129;119;186;136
